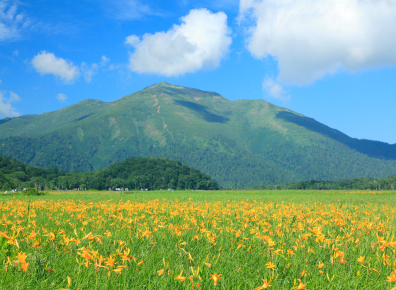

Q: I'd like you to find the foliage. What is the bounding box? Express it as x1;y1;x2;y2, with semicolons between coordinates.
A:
0;156;218;191
253;176;396;191
0;190;396;289
0;82;396;187
25;188;46;196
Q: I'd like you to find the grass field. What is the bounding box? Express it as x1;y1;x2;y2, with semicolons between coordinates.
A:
1;190;396;289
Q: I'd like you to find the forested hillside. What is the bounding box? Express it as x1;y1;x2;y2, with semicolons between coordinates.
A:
0;156;219;191
258;176;396;191
0;82;395;186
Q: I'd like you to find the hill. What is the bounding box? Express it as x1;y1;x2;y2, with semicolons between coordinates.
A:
0;156;218;191
0;82;395;186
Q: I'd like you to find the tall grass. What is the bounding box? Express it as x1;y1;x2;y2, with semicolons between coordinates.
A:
0;190;395;289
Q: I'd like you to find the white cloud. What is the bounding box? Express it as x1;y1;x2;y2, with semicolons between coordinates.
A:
0;90;20;118
239;0;396;85
125;35;139;47
262;77;290;102
107;0;160;20
126;8;232;76
81;62;98;82
0;0;31;41
100;55;110;67
32;51;80;83
12;49;18;56
56;93;67;102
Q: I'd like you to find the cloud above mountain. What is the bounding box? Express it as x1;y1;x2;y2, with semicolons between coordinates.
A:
239;0;396;85
32;52;110;83
262;77;290;102
125;8;232;76
32;51;80;83
0;91;20;118
56;93;67;102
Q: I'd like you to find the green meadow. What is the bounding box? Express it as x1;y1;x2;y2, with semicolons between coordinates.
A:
0;190;395;289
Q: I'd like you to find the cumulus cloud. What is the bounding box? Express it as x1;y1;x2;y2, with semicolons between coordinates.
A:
0;90;20;118
262;77;290;102
32;51;80;83
56;93;67;102
0;0;31;41
239;0;396;85
126;8;232;76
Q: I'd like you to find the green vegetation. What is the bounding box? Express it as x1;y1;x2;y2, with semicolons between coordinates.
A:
0;156;218;191
0;82;395;186
257;176;396;191
1;191;396;289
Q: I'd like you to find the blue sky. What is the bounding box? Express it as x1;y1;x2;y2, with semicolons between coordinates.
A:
1;0;395;143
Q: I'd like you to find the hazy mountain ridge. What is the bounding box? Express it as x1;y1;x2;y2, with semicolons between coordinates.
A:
1;82;395;186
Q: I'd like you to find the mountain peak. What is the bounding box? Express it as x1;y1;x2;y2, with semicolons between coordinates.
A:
146;81;174;89
142;82;227;102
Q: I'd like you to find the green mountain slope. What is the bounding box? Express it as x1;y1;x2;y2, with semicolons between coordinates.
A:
0;82;395;186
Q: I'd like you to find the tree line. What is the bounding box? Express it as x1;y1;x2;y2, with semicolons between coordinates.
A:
0;156;219;191
245;176;396;191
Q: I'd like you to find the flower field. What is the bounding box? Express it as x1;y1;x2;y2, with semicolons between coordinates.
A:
1;190;396;289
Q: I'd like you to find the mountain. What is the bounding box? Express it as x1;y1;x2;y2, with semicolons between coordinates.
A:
0;82;395;186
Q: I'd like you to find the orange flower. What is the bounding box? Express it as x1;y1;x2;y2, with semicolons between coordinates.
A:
121;255;130;264
0;231;11;240
81;250;93;260
295;279;307;290
157;269;164;276
175;270;186;282
17;252;27;264
21;261;29;272
255;279;272;289
357;256;365;263
338;258;347;264
266;262;276;270
82;232;93;240
317;262;324;269
142;230;151;238
105;255;115;267
44;232;55;242
387;271;396;282
113;265;126;273
210;273;222;286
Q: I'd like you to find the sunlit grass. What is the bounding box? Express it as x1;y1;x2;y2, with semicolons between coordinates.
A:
0;190;396;289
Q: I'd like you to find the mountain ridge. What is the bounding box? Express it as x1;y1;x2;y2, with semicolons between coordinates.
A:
0;82;395;186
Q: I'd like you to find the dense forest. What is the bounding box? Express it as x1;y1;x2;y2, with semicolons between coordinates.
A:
252;176;396;191
0;156;219;191
2;153;396;192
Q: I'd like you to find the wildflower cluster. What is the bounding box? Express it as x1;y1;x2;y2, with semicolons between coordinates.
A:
0;198;395;288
